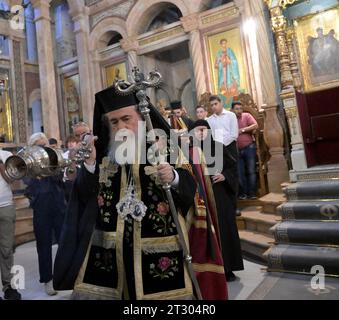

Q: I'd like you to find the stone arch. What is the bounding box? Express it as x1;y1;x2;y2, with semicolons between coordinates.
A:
178;79;195;117
28;88;41;109
89;17;128;52
28;88;43;134
126;0;190;36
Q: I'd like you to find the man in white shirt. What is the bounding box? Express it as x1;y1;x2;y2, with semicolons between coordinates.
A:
206;95;244;282
0;148;21;300
207;95;239;146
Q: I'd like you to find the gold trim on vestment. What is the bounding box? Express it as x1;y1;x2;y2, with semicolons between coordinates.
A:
74;144;195;300
73;283;118;299
73;233;121;299
91;230;117;249
193;220;216;232
116;165;127;298
195;205;207;217
192;263;225;274
141;235;181;253
132;163;144;300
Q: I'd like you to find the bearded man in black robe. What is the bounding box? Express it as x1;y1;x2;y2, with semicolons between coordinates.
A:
53;87;197;300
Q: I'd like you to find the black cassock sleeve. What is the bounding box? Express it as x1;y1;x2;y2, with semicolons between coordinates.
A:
172;167;197;216
53;165;100;290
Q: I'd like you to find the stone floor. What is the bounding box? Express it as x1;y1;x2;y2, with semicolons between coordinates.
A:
1;241;338;300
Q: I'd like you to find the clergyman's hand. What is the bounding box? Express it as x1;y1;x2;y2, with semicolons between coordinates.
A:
157;163;175;185
212;173;225;184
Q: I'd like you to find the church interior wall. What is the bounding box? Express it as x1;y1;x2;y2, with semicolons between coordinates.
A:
7;0;338;185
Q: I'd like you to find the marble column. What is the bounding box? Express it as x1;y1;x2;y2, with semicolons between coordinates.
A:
181;14;207;100
282;89;307;180
89;49;102;97
120;37;139;77
9;30;28;144
245;0;279;107
31;0;60;140
70;6;94;127
242;0;290;192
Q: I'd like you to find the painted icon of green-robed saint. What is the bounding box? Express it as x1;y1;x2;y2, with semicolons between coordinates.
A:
214;38;240;109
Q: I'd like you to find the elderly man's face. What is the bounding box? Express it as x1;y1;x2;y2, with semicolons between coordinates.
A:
34;138;48;147
74;125;90;142
106;106;142;134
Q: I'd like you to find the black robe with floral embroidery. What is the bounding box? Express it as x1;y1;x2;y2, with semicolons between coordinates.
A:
53;155;196;300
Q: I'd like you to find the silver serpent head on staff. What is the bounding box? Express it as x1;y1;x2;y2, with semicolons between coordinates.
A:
115;67;162;142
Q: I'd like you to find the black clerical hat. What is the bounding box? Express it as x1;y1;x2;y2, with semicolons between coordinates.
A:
192;119;211;130
93;85;171;163
170;101;182;110
94;86;138;114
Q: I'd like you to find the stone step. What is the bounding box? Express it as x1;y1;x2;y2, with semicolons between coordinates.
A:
237;199;262;209
239;230;274;263
13;195;30;210
259;193;286;214
13;196;34;246
264;244;339;276
15;213;34;246
278;201;339;221
272;221;339;245
241;207;280;235
291;166;339;182
283;181;339;201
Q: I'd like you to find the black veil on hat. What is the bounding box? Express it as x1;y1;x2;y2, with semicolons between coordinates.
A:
93;85;171;164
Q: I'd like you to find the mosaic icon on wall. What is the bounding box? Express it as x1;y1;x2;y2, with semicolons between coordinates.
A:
295;6;339;92
105;62;128;88
207;27;247;109
63;73;82;130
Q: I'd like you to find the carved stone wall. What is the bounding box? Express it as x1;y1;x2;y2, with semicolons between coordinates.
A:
12;40;27;143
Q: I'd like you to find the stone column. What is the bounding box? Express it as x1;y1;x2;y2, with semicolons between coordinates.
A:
8;26;28;144
268;5;307;177
181;14;207;99
242;0;290;192
70;6;94;127
31;0;60;140
270;6;294;90
262;103;290;192
89;49;102;97
245;0;279;107
120;37;139;76
282;90;307;179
